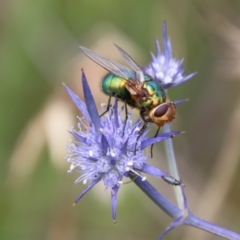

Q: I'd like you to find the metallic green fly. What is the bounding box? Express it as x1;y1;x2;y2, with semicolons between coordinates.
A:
80;45;176;156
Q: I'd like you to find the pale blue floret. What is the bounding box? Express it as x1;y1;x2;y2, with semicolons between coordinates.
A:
143;21;196;88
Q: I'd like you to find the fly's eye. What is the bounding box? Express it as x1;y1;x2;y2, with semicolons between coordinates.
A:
154;104;169;117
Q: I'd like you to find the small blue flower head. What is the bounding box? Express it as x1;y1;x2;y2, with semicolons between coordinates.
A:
64;70;181;221
143;21;196;88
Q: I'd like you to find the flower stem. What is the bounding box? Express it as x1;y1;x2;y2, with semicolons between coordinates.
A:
130;173;240;240
163;123;184;208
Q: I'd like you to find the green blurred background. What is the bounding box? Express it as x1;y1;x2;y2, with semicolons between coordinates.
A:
1;0;240;239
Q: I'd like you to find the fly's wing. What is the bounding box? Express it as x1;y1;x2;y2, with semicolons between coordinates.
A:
113;44;142;73
125;78;145;96
114;44;146;84
80;46;136;80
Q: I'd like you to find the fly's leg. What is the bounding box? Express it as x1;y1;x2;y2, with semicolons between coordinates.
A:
134;123;147;155
150;127;160;158
100;97;128;137
99;96;112;117
134;109;148;155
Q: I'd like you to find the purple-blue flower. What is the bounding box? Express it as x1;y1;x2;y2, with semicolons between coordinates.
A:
64;70;182;221
143;21;196;88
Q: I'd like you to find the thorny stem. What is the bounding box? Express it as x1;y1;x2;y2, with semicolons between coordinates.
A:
130;173;240;240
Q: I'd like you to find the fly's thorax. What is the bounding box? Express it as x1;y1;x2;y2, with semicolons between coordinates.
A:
144;81;166;101
148;102;176;126
138;81;166;108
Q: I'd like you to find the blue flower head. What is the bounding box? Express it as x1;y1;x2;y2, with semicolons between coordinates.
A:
64;70;181;221
143;21;196;88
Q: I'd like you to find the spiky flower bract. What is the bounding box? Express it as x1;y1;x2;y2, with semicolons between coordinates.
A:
64;70;181;221
143;21;196;88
